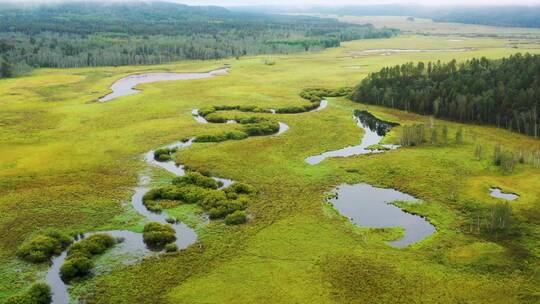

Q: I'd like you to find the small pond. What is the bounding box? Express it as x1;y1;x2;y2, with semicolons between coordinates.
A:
489;187;519;201
328;183;435;247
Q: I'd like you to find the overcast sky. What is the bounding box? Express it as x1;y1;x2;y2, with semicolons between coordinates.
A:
1;0;539;6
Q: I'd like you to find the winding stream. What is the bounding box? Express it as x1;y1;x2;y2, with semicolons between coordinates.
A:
305;110;399;165
98;68;229;102
329;184;435;247
46;138;208;303
46;68;434;301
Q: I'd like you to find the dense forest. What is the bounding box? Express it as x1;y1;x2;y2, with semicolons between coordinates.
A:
352;53;540;137
0;1;396;78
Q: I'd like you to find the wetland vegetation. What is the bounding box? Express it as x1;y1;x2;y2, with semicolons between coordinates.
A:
1;2;540;303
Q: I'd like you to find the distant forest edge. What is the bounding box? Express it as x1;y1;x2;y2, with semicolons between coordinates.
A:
0;1;397;78
352;53;540;137
238;5;540;29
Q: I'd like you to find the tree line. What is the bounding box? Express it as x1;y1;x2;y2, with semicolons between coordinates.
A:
352;53;540;137
0;1;397;78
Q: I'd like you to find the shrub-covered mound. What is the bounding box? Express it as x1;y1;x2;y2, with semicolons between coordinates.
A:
16;229;73;263
154;147;177;162
5;282;51;304
143;222;176;249
196;87;351;120
60;233;116;281
144;170;255;225
194;117;280;143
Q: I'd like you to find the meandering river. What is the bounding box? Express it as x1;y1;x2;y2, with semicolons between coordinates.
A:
99;68;229;102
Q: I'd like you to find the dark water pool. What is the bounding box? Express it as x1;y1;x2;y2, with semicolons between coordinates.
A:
305;110;399;165
329;183;435;247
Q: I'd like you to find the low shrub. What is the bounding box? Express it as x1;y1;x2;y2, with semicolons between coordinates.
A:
207;198;248;219
60;233;116;281
172;172;219;189
16;229;73;263
153;147;177;162
205;113;229;123
5;283;52;304
300;87;352;102
60;254;93;281
225;183;256;195
225;211;248;225
165;243;178;252
198;106;217;117
276;102;320;114
143;222;176;249
195;131;248;142
68;234;116;257
242;121;280;136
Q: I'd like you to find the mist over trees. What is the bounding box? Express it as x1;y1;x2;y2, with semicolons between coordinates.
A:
0;1;397;77
352;53;540;137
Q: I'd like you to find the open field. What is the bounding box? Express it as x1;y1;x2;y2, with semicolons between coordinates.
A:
1;34;540;303
299;14;540;39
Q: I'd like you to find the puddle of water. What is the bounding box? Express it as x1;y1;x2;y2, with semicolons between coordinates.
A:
329;183;435;247
99;68;229;102
305;110;399;165
489;187;519;201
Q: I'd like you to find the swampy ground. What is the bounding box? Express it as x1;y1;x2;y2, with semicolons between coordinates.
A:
1;35;540;303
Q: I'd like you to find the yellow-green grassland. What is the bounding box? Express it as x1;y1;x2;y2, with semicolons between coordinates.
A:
1;33;539;303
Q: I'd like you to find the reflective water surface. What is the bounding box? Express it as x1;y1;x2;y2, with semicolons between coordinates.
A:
329;183;436;247
305;110;399;165
99;68;229;102
489;187;519;201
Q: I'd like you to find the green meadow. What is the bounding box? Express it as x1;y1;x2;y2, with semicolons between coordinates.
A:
1;35;539;303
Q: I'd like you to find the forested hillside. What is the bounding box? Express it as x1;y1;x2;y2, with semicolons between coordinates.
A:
352;53;540;137
0;1;396;77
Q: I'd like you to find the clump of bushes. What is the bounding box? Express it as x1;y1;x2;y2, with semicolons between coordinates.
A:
195;130;248;142
224;210;248;225
145;173;254;225
400;124;425;146
60;233;116;281
198;105;270;119
242;121;280;136
205;112;229;123
143;222;176;249
299;87;352;102
16;229;73;263
165;243;178;252
154;147;177;162
172;171;220;189
276;102;320;114
6;283;51;304
225;182;256;195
